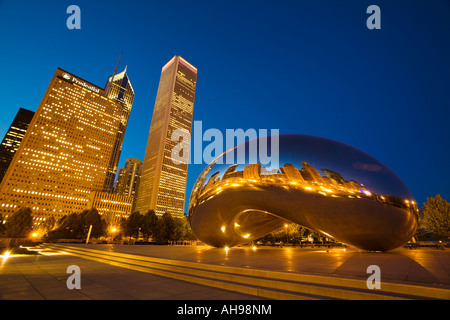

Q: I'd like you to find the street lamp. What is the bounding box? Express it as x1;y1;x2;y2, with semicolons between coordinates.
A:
110;226;118;243
31;232;38;243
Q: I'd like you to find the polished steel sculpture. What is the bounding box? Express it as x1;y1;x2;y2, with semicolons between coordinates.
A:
188;135;418;251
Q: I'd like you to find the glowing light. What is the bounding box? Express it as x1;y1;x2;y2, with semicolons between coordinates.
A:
224;246;229;253
221;226;226;233
243;234;250;238
252;246;257;251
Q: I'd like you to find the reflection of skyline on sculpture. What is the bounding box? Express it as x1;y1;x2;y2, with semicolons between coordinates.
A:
189;135;418;251
190;160;418;215
189;135;417;213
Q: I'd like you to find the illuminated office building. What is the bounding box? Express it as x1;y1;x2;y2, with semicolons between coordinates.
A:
135;56;197;218
0;108;35;183
87;191;133;224
115;158;142;211
103;67;135;192
0;68;132;220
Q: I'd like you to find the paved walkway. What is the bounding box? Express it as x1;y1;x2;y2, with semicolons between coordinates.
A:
1;243;449;300
79;244;450;286
0;248;262;300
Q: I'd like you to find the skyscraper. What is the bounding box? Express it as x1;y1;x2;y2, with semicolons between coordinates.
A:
0;108;35;183
115;158;142;211
135;56;197;218
103;66;135;192
0;67;132;221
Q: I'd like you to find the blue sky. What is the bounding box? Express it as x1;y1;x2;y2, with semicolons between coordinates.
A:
0;0;449;211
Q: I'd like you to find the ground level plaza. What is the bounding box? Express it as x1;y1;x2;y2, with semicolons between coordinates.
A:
1;243;449;300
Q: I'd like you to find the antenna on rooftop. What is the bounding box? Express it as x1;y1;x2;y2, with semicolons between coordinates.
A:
112;51;123;79
105;51;123;96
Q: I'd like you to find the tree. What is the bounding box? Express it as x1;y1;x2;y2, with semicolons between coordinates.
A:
46;213;82;240
47;213;70;239
174;216;196;241
35;216;56;237
45;208;106;240
141;210;158;241
79;208;105;238
154;212;176;243
124;211;143;240
421;195;450;240
4;207;33;238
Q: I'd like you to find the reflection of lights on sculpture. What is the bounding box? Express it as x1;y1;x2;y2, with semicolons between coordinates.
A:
188;134;418;251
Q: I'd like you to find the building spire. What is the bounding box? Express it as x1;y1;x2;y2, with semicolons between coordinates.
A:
105;51;123;97
113;51;123;79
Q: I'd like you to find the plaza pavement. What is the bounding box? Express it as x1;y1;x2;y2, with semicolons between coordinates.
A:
1;243;449;300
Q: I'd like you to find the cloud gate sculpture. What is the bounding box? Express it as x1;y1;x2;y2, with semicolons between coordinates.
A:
188;134;418;251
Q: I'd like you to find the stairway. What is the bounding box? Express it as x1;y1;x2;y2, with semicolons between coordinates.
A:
44;244;449;300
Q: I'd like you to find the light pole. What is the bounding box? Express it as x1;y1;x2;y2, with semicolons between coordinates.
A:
285;224;289;244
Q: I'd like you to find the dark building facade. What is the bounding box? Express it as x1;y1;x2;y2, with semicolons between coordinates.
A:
103;67;135;192
114;158;142;211
0;108;35;183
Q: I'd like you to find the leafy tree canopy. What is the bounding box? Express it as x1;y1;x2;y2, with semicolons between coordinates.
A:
3;207;33;238
421;194;450;239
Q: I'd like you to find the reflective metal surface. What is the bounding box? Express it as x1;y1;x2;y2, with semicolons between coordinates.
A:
188;134;418;251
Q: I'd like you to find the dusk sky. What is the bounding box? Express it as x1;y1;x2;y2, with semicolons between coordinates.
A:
1;0;449;212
